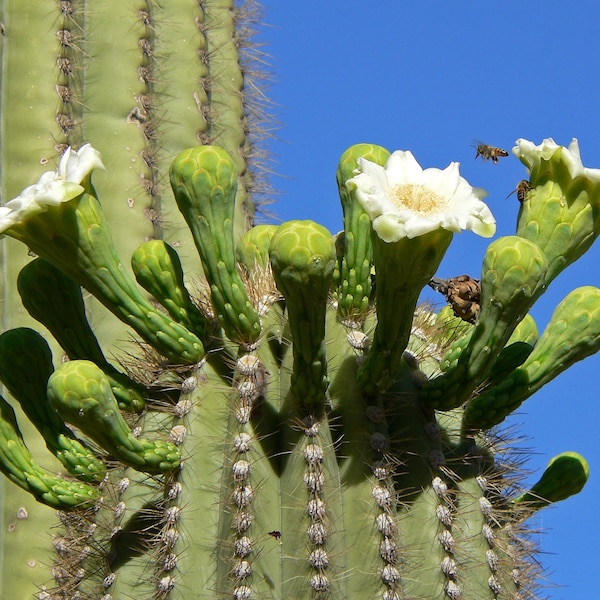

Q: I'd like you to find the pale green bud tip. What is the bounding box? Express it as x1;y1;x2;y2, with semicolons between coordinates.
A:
507;313;539;346
482;236;547;296
237;224;279;269
0;143;104;236
269;220;336;277
337;143;391;184
169;145;237;192
48;360;112;412
346;149;495;242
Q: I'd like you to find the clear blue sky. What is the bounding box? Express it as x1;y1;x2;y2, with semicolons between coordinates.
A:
260;2;600;597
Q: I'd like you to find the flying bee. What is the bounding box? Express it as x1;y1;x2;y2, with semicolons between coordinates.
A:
506;180;531;203
473;143;509;164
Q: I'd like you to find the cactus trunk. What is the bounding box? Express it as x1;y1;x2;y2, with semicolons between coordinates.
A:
0;3;597;600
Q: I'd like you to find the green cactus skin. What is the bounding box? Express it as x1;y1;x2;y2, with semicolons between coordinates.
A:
0;4;597;600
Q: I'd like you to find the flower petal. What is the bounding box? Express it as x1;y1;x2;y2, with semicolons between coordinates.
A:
385;151;424;186
0;144;101;236
61;143;105;182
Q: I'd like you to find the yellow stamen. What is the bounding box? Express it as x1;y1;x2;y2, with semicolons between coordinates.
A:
390;184;445;215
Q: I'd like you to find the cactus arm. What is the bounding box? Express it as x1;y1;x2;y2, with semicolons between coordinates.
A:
80;0;156;255
203;0;256;237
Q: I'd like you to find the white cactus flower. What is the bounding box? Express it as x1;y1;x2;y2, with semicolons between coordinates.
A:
0;144;104;235
513;137;600;180
346;150;496;242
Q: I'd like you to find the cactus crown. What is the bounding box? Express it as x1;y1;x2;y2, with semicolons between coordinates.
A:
0;4;598;600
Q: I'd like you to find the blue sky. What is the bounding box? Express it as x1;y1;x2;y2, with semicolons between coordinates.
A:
260;2;600;597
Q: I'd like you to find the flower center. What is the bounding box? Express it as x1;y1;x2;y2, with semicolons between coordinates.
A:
389;184;445;214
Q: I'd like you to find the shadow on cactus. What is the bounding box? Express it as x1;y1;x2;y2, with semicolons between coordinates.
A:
0;138;597;599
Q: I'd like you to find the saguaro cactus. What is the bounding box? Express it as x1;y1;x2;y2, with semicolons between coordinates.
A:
0;4;598;600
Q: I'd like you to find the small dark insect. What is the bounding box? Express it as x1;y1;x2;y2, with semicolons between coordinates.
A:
506;180;531;203
268;531;281;540
473;143;509;164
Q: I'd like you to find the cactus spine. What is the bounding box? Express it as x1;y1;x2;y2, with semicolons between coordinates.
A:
0;5;597;600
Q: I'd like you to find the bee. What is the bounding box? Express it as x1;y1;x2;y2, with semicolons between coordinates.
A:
473;143;509;164
506;180;531;203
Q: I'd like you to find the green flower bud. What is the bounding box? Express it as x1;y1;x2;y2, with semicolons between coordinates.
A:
6;192;204;364
17;258;146;411
422;236;547;409
0;395;99;509
513;452;589;512
237;224;279;271
335;143;390;322
170;146;261;347
269;220;336;404
48;360;181;473
0;328;106;482
463;286;600;431
131;239;207;338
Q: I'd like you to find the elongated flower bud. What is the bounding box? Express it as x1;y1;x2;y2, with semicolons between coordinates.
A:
269;220;336;405
47;361;181;473
170;146;262;347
